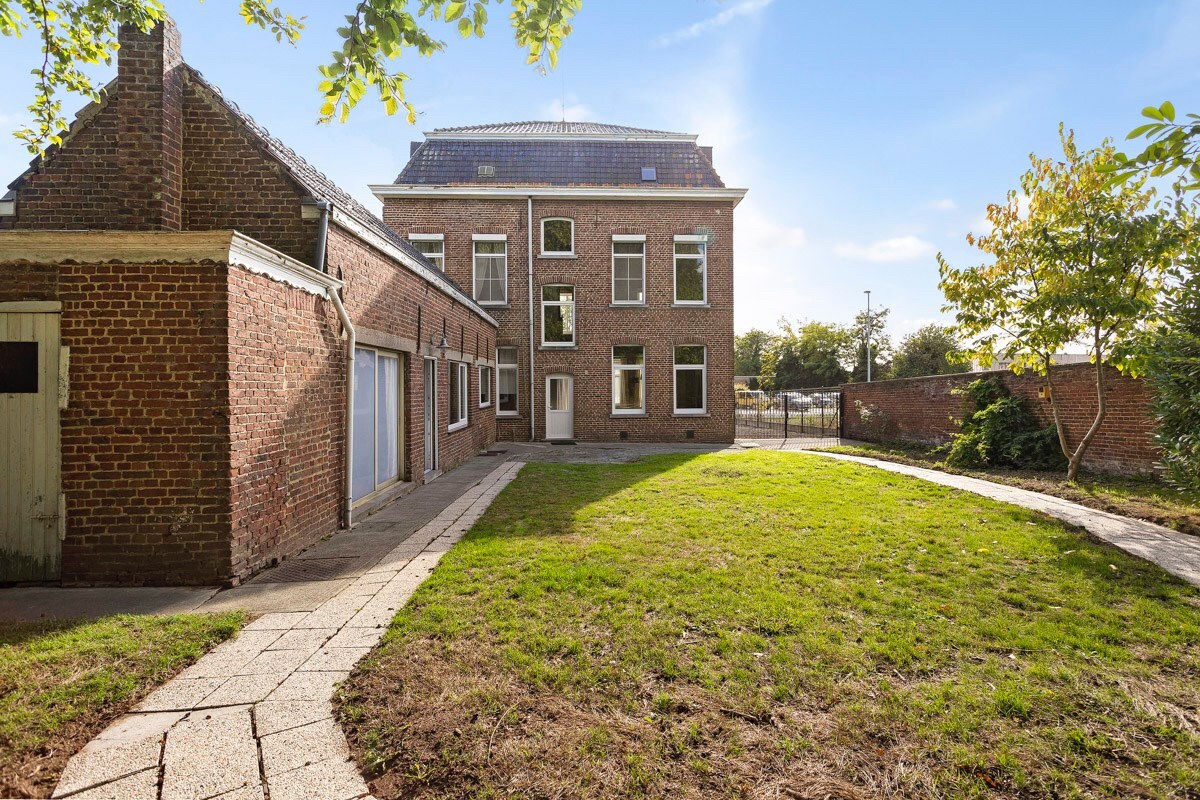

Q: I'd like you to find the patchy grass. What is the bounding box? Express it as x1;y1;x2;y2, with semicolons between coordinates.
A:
339;450;1200;799
823;441;1200;538
0;612;244;798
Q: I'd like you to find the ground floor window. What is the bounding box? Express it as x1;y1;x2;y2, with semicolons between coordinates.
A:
448;361;469;431
612;345;645;414
497;347;518;416
674;345;707;414
479;365;493;407
352;346;401;501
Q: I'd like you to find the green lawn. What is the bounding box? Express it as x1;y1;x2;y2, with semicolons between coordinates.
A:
340;450;1200;799
822;441;1200;538
0;612;244;798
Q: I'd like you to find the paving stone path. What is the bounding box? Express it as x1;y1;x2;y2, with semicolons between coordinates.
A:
51;460;524;800
807;450;1200;588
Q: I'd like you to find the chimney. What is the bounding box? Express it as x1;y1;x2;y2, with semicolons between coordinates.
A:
115;19;184;231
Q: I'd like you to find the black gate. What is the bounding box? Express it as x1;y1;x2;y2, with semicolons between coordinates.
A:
735;387;841;442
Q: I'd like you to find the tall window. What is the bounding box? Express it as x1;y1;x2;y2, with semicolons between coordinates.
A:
674;345;707;414
352;347;401;501
612;236;645;305
473;236;507;304
612;345;645;414
408;234;444;271
448;361;469;431
479;365;493;407
541;218;574;256
541;285;575;346
674;236;707;304
497;347;518;416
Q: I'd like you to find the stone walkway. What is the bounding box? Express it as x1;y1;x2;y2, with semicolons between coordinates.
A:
807;450;1200;588
51;460;524;800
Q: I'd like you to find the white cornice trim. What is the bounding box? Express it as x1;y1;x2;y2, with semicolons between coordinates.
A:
228;232;341;296
612;234;647;242
372;184;747;206
424;131;698;143
408;232;444;241
328;208;499;327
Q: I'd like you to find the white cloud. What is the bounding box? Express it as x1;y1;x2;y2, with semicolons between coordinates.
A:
539;94;592;123
924;198;957;211
654;0;774;47
834;235;936;263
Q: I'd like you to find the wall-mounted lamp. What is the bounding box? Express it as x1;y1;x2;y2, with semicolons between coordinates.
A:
431;333;450;358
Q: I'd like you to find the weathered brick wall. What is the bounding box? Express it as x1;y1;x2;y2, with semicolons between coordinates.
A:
382;197;736;443
226;267;343;578
0;259;233;585
840;364;1160;475
328;226;497;476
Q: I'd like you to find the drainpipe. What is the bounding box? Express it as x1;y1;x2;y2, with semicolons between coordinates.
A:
313;200;356;529
527;196;536;442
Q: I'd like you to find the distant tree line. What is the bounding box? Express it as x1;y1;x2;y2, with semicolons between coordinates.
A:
735;313;969;390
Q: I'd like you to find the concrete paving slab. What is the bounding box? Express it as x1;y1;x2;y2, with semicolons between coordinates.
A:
266;627;337;651
254;700;333;737
259;717;350;776
200;673;286;707
94;710;188;743
242;611;310;631
200;579;355;614
299;646;372;672
266;670;350;702
233;648;315;676
54;735;161;796
0;586;218;623
53;766;158;799
161;706;259;800
265;756;367;800
323;627;383;649
136;677;225;712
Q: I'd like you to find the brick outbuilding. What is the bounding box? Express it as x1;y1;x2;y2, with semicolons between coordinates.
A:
0;21;497;584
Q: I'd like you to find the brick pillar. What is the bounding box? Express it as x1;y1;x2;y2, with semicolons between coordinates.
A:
115;19;184;230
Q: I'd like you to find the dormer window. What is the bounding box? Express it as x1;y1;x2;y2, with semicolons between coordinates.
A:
641;167;657;182
477;165;495;178
540;218;574;257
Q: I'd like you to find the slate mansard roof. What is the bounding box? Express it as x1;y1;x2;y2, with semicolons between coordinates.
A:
395;121;726;189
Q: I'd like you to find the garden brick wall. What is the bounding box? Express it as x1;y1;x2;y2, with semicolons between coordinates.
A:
840;364;1160;476
383;197;736;443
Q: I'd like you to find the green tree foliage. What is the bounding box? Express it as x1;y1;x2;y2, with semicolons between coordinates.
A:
0;0;580;152
939;127;1191;481
759;320;852;390
1107;101;1200;191
734;329;770;385
847;306;892;383
1142;270;1200;492
944;378;1065;471
891;324;971;379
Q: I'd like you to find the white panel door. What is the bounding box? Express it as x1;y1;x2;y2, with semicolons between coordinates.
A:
545;374;574;441
1;306;62;581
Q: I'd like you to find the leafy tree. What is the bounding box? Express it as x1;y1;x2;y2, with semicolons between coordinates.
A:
760;319;851;390
0;0;580;152
734;329;770;386
891;324;971;378
1107;101;1200;191
939;127;1191;481
846;306;892;383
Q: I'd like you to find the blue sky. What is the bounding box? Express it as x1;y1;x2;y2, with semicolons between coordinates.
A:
3;0;1199;336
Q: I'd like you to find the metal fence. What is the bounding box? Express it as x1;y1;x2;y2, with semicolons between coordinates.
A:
735;388;841;442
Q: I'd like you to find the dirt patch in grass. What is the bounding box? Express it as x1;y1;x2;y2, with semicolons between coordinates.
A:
338;452;1200;799
0;613;244;798
823;442;1200;537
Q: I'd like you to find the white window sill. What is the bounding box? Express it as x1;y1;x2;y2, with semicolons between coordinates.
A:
540;342;577;349
478;302;510;308
610;411;647;418
673;302;709;308
609;303;647;309
673;411;708;417
497;413;523;419
538;253;577;259
447;420;469;433
479;402;492;409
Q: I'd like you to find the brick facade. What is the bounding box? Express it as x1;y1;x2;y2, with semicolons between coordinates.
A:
382;196;736;443
840;365;1160;476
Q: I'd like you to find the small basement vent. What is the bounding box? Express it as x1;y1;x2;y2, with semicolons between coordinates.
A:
641;167;657;181
686;430;695;439
619;431;628;440
477;165;496;178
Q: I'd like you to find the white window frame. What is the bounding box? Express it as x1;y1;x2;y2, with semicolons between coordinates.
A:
448;361;469;432
540;217;574;257
673;345;707;415
611;344;645;416
611;234;646;306
673;234;708;305
472;234;508;305
408;233;444;272
352;345;403;502
496;347;519;417
541;284;576;347
479;364;493;408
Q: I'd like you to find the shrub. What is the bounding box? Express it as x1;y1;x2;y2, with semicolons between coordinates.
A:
854;400;892;440
1144;276;1200;492
945;378;1066;470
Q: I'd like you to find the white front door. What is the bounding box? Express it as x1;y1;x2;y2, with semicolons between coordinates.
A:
545;374;574;441
1;303;63;581
424;358;438;473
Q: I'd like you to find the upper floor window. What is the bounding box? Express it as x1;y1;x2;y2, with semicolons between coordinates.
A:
612;345;645;414
541;218;574;256
674;345;707;414
612;235;645;305
674;236;707;304
541;285;575;346
408;233;444;271
473;235;507;304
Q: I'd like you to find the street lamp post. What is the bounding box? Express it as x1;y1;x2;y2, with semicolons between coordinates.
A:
864;290;872;383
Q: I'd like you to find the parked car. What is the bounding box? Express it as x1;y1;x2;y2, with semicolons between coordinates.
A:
778;391;812;412
736;389;768;410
